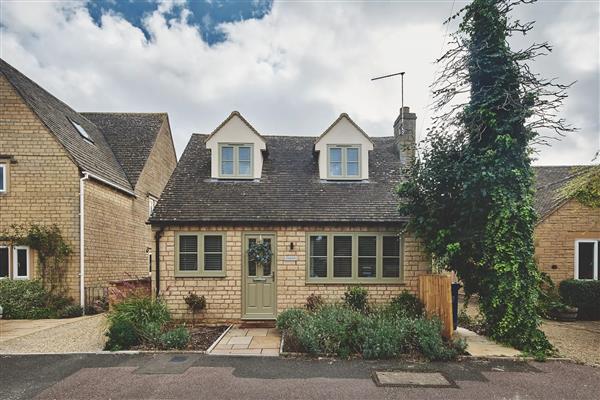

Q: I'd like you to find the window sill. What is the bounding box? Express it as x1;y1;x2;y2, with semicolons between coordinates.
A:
174;272;227;278
305;279;405;285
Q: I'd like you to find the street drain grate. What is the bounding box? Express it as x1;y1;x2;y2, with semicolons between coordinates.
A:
372;370;458;388
170;356;188;363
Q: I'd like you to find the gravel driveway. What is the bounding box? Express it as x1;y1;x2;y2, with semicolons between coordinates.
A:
541;319;600;366
0;314;107;353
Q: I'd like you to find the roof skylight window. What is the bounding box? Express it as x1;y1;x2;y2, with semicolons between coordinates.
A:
70;118;94;143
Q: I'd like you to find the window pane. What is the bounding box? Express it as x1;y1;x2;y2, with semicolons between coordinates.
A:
358;237;376;257
578;242;595;279
0;165;4;191
310;236;327;257
334;236;352;256
204;235;222;253
310;257;327;278
383;258;400;278
248;238;256;276
330;147;342;162
262;239;272;276
204;254;222;271
0;248;8;278
179;254;198;271
383;236;400;257
221;146;233;161
238;161;251;176
221;161;234;175
358;258;376;278
334;257;352;278
347;147;359;162
16;249;27;277
347;162;359;176
179;235;198;253
239;146;251;161
330;162;342;177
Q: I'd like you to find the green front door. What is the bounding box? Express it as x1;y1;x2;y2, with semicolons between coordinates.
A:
243;234;276;319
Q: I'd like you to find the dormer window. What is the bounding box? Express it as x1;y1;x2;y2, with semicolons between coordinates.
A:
328;145;360;179
219;143;253;178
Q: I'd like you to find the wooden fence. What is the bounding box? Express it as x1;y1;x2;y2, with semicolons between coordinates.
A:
418;274;453;339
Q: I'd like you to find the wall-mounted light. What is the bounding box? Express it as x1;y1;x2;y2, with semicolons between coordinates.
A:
290;242;294;250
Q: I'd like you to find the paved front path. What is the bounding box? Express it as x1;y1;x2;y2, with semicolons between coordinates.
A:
1;354;599;400
454;327;521;357
210;327;281;356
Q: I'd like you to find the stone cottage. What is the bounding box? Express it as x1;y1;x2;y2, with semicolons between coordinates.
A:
0;58;177;307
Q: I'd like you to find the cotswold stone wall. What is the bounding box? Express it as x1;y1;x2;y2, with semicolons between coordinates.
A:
157;225;432;323
0;74;81;299
85;119;177;291
534;199;600;283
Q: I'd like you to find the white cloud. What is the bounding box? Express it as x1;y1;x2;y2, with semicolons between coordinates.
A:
0;0;597;165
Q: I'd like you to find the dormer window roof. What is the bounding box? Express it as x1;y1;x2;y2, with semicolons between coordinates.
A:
205;112;266;180
314;113;373;181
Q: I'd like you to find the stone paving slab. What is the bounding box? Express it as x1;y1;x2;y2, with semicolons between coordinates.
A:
454;327;521;357
209;325;281;356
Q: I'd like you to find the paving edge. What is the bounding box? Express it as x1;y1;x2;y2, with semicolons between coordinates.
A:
458;355;574;363
205;324;234;354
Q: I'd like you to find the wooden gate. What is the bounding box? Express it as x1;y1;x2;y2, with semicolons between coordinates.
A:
418;274;453;338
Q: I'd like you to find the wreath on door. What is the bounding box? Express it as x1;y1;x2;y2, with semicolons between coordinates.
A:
247;241;272;266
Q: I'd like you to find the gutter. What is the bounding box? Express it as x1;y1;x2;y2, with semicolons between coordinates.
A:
85;172;136;197
155;228;164;297
79;172;90;311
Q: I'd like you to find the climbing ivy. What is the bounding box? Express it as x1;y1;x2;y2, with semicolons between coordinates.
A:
0;224;72;294
560;165;600;208
398;0;575;356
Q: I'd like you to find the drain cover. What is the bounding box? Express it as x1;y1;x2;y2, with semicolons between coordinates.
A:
170;356;188;363
373;371;456;388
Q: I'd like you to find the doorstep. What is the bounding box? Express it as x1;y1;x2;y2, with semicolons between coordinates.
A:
208;326;281;356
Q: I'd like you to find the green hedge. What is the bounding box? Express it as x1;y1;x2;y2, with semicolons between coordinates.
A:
0;279;80;319
559;280;600;320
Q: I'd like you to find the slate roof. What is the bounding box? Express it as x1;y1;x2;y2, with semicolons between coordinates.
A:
533;165;593;221
82;112;167;186
0;58;133;192
150;134;408;225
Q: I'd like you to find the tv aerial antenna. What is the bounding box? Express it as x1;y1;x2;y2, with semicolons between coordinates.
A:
371;71;406;134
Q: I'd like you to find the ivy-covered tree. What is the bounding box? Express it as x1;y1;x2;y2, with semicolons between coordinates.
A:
398;0;574;355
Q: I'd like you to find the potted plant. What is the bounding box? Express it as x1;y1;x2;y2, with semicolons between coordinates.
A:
547;301;578;322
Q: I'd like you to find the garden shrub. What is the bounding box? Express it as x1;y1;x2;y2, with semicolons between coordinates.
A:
343;286;368;312
105;318;139;351
559;280;600;320
278;303;463;361
184;293;207;313
56;304;83;318
305;293;324;312
0;279;75;319
388;291;424;319
159;326;190;350
276;308;308;331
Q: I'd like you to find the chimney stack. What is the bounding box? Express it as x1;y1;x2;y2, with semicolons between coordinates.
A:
393;106;417;165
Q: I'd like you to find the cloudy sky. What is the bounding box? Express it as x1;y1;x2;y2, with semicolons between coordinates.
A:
1;0;598;165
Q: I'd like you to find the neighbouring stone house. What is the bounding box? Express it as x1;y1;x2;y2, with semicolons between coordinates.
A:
533;166;600;284
150;109;433;323
0;58;177;307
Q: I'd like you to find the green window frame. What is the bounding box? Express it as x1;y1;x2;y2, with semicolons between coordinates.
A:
175;232;226;277
327;145;361;179
218;143;254;179
306;232;403;283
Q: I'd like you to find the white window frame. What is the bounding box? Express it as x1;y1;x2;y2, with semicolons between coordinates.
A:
148;195;158;217
13;245;30;279
0;163;6;193
575;239;599;280
327;144;361;180
0;245;9;279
